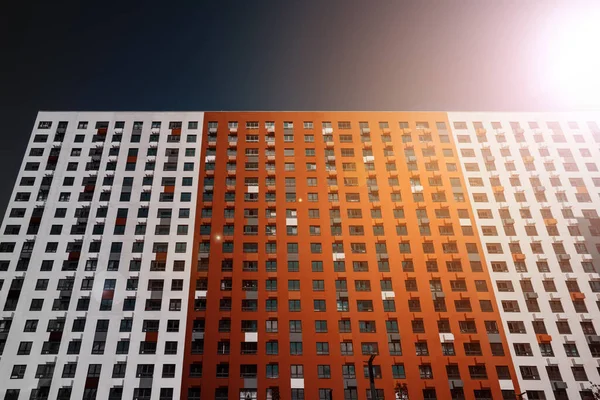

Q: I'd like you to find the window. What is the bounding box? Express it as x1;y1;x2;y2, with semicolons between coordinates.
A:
520;366;540;380
310;320;328;334
290;342;303;355
11;365;26;379
311;279;325;291
316;342;330;355
314;299;326;311
317;365;331;379
572;366;588;381
17;341;32;355
167;320;179;332
335;340;353;356
289;300;301;311
266;320;278;333
419;364;433;379
23;319;38;332
266;363;279;378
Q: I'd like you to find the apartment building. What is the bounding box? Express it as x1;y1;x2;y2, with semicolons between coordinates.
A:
0;111;598;400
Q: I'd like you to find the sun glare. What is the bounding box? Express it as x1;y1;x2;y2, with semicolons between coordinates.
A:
542;7;600;108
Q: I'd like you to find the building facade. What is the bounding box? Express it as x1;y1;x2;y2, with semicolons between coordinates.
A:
447;112;600;400
0;111;598;400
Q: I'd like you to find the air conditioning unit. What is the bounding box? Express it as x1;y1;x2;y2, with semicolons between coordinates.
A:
587;335;600;344
552;381;568;389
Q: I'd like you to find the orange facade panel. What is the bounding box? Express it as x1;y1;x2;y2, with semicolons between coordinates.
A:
182;112;520;400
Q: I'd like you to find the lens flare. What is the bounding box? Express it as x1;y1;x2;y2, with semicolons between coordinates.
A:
542;6;600;108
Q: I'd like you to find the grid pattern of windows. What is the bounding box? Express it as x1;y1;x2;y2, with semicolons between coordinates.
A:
10;112;600;399
450;112;600;399
0;112;202;399
182;112;518;400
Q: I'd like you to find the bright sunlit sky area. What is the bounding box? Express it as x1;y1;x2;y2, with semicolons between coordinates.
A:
537;2;600;109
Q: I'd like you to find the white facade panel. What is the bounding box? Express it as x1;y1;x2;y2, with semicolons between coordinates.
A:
0;112;204;400
450;111;600;399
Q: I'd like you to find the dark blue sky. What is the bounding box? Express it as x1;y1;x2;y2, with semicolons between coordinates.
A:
0;0;596;212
